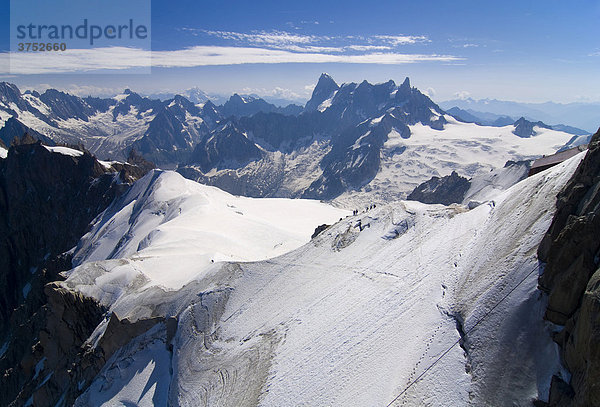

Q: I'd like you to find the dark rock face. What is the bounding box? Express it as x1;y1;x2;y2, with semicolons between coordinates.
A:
0;142;115;331
0;82;52;125
200;100;223;128
1;277;166;407
1;281;106;407
0;140;154;406
223;94;275;117
537;128;600;406
82;95;115;113
38;89;98;122
298;77;446;200
513;117;552;138
407;171;471;205
311;224;331;239
0;140;150;331
124;148;156;180
305;73;340;112
169;94;202;119
182;75;448;201
111;90;161;121
188;121;262;172
0;82;25;107
130;97;221;166
135;108;186;150
0;117;55;146
302;114;397;199
132;108;195;165
239;111;322;152
220;94;303;118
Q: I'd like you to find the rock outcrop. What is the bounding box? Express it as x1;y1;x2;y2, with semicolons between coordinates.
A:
221;93;302;117
188;120;263;172
305;73;340;112
538;127;600;406
407;171;471;205
513;117;552;138
0;117;55;146
0;139;154;406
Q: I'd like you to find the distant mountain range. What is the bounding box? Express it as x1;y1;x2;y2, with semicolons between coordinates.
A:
0;75;579;203
445;106;590;135
439;98;599;134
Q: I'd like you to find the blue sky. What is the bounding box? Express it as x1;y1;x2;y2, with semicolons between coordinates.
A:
0;0;599;103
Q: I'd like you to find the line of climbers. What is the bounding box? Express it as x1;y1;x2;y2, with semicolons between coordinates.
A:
352;204;376;216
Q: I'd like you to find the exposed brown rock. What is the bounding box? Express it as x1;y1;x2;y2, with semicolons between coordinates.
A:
562;268;600;406
0;141;155;406
537;127;600;405
98;312;163;360
2;282;105;407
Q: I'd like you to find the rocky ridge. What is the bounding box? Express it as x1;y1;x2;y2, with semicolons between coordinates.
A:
0;140;153;406
538;128;600;406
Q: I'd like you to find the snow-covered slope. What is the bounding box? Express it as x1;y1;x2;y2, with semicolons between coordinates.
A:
0;146;7;159
71;170;349;290
462;160;531;204
43;145;85;157
58;151;585;406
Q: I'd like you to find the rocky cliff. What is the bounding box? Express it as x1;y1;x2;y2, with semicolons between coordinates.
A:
0;140;153;406
538;127;600;406
407;171;471;205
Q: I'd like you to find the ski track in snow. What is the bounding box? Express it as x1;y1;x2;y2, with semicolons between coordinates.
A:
62;152;585;406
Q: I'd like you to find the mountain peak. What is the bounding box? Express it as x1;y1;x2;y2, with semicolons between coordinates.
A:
513;117;551;138
228;93;245;104
203;99;217;109
305;73;340;111
319;72;335;81
317;73;338;88
400;77;411;90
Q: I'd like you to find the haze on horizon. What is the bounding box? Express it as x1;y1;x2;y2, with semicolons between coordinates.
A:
0;0;599;105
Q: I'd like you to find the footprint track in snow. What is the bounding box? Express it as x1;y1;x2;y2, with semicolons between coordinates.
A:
399;321;444;406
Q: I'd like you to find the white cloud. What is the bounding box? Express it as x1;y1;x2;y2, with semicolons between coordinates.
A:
588;51;600;57
371;35;430;45
454;91;471;100
426;87;436;98
275;45;345;53
240;86;309;101
20;83;124;97
203;30;321;45
184;29;431;52
345;45;392;52
63;85;125;96
2;46;462;74
304;83;317;93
